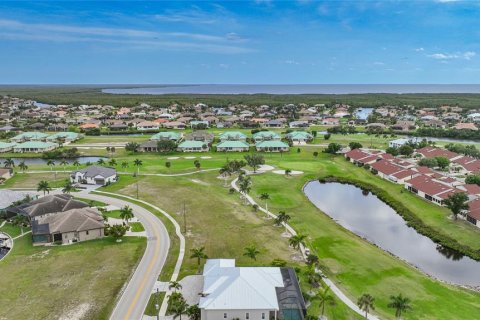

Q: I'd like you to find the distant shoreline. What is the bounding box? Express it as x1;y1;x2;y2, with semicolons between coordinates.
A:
101;84;480;95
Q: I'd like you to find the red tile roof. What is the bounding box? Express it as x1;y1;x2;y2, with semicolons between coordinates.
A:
345;149;370;161
371;159;403;176
416;147;459;160
462;184;480;195
391;169;417;180
468;198;480;220
407;175;454;197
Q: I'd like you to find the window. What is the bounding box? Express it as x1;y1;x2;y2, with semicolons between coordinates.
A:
246;313;249;320
86;230;89;235
262;313;265;319
223;314;227;319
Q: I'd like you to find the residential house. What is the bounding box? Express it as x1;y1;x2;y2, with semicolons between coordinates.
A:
11;132;48;143
185;131;215;143
138;140;161;152
13;141;58;153
285;131;313;145
219;131;247;142
199;259;306;320
177;140;210;152
6;194;88;220
137;121;160;131
263;119;285;128
164;121;186;129
321;118;339;126
0;142;16;153
32;207;104;245
404;175;456;206
0;190;36;217
190;120;209;129
150;131;183;142
255;140;289;152
466;198;480;228
391;120;416;132
70;166;117;186
416;146;461;160
253;131;281;142
0;167;14;181
216;141;250;152
46;132;80;144
289;121;309;128
453;123;478;131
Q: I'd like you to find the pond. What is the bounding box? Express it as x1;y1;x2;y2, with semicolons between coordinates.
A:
304;181;480;287
0;156;107;166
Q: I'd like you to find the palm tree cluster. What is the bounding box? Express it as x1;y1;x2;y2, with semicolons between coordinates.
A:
37;180;51;196
190;246;208;274
357;293;412;319
168;292;200;320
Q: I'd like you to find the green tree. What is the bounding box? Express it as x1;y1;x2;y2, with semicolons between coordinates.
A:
238;175;252;204
120;205;134;223
46;159;55;173
349;142;363;150
37;180;51;196
121;161;129;169
244;153;265;173
275;210;291;233
418;157;438;168
465;174;480;185
443;192;469;220
72;160;81;170
62;181;74;194
260;192;270;213
97;158;105;166
108;158;117;167
387;294;412;319
385;147;399;156
166;161;172;171
3;158;14;168
324;143;341;154
168;281;182;293
157;140;177;152
289;234;307;250
313;151;319;158
109;224;128;242
357;293;375;318
125;142;140;153
59;159;68;173
219;164;232;187
18;161;28;173
243;244;260;261
186;304;200;320
434;156;450;169
190;246;208;274
133;159;143;174
324;133;331;140
170;294;188;320
398;144;414;157
313;285;336;317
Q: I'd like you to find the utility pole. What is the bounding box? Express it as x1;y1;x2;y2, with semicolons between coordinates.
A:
155;288;160;320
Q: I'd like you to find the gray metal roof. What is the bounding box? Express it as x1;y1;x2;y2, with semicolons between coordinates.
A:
74;165;116;178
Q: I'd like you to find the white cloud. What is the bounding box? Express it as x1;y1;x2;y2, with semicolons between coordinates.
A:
0;18;253;54
436;0;460;3
283;60;299;65
415;47;425;52
373;61;385;66
427;51;476;60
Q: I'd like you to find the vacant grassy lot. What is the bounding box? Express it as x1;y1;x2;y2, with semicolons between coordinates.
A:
0;222;29;238
0;172;69;189
0;235;146;320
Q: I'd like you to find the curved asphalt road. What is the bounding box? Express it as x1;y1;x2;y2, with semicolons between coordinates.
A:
79;192;170;320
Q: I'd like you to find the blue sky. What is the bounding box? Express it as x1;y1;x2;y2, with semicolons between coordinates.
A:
1;0;480;84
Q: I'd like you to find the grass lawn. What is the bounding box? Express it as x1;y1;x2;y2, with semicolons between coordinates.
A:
74;197;108;207
0;172;69;189
247;154;480;319
0;235;146;320
129;222;145;232
0;222;30;238
103;209;122;219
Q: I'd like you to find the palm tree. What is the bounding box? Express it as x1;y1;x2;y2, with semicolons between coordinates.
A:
186;304;200;320
46;160;55;172
260;192;270;213
133;158;143;174
243;244;260;261
119;205;134;223
357;293;375;318
121;161;129;170
18;161;28;173
170;294;188;320
219;165;232;187
168;281;182;293
72;160;81;170
37;180;51;196
238;176;252;204
108;158;117;167
275;210;291;233
59;159;68;173
304;266;322;288
3;158;14;168
190;246;208;274
388;294;412;319
62;181;74;194
97;158;105;166
289;233;307;250
313;285;335;317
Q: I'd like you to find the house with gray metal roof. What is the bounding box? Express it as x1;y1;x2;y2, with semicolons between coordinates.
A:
10;131;49;143
177;140;210;152
13;141;58;153
70;165;117;186
216;141;250;152
255;140;289;152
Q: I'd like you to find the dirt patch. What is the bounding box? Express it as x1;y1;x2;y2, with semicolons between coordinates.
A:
190;179;210;186
59;303;91;320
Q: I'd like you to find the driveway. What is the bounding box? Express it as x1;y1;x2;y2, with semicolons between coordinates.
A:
78;192;170;320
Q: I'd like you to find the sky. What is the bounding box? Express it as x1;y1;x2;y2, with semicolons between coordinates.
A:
1;0;480;84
